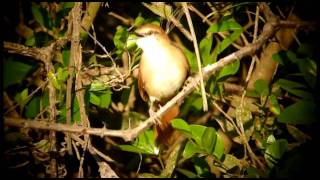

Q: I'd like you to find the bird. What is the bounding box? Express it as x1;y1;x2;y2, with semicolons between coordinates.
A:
134;23;189;145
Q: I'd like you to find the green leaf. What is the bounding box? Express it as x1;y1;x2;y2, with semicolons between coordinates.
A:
189;125;207;146
216;59;240;80
269;94;281;116
193;157;210;177
201;127;217;154
276;79;312;99
134;15;145;27
14;88;29;107
31;4;45;27
120;87;131;105
297;58;316;88
181;46;198;73
118;145;148;154
88;54;97;65
4;59;34;89
207;18;242;33
246;167;261;178
278;100;316;124
57;67;69;82
254;79;269;96
191;96;203;111
89;90;112;109
272;52;284;65
208;18;243;54
264;139;288;168
171;119;191;136
119;130;159;155
276;79;307;89
20;88;29;101
114;26;129;53
89;92;100;106
62;2;75;9
176;168;198;178
41;91;49;108
182;141;202;159
213;134;224;160
25;35;36;47
47;71;61;90
25;96;40;118
126;34;138;51
286;50;298;63
89;81;109;91
62;50;70;66
199;36;213;66
99;91;112;108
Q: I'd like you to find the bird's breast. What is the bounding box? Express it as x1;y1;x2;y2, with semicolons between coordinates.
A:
139;43;188;102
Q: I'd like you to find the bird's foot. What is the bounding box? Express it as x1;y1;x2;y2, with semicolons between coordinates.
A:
149;108;162;126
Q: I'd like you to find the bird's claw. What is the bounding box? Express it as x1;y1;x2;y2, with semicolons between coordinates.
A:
149;109;162;126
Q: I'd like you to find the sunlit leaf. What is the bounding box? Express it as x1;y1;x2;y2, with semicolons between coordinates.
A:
134;15;145;27
89;81;109;92
216;59;240;80
99;91;112;109
57;67;69;82
201;127;216;154
189;125;207;146
89;90;112;109
213;134;224;160
181;46;197;73
269;94;281;116
14;88;29;110
182;141;202;159
119;130;159;155
171;118;191;136
114;26;129;54
199;36;213;66
48;71;61;90
208;17;243;55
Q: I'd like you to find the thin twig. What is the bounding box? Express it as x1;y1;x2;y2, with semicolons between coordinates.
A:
182;2;208;112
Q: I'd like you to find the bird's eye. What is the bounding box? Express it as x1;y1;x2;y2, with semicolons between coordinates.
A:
143;31;159;36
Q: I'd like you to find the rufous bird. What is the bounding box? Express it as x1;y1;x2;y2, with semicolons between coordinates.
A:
134;23;189;146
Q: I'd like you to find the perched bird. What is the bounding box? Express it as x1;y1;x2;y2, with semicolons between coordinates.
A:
134;23;189;145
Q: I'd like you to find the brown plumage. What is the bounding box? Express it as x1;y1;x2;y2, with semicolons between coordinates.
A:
135;24;189;145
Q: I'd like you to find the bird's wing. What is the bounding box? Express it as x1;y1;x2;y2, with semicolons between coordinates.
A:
138;67;149;102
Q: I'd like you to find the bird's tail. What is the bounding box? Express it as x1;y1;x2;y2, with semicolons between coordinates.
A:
154;104;180;146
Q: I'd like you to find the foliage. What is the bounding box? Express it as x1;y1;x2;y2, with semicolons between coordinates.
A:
3;2;318;178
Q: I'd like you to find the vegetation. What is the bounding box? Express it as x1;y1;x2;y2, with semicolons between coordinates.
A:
3;2;319;178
